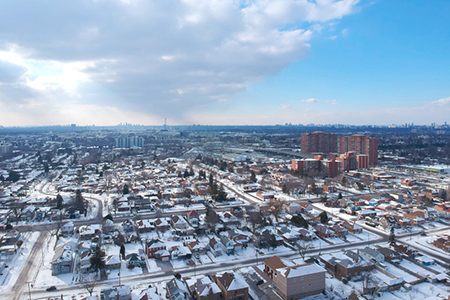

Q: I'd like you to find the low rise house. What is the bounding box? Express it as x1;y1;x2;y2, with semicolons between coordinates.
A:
136;219;154;233
105;255;121;271
213;272;249;300
60;221;74;236
392;244;417;258
187;210;199;227
219;235;236;255
51;244;74;276
314;224;335;238
187;240;206;255
320;250;374;280
146;239;167;259
187;276;221;300
289;202;301;215
377;247;403;261
208;237;223;257
264;256;326;300
101;285;132;300
171;215;188;232
432;237;450;252
330;224;347;238
166;277;191;300
359;247;384;263
155;218;171;231
342;221;363;234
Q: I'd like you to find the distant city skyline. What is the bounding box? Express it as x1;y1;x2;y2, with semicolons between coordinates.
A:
0;0;449;126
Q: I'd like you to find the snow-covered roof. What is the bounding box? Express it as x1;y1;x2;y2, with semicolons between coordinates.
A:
280;263;326;278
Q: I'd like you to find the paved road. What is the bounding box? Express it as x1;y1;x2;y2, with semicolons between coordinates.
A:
10;231;47;300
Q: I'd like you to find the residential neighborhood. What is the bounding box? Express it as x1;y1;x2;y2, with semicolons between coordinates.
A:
0;127;450;300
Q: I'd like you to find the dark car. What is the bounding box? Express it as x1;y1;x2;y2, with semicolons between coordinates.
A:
46;286;57;292
255;279;264;285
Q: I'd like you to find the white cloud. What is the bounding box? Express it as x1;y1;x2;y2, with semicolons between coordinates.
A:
279;104;291;110
327;99;338;105
301;98;319;103
431;96;450;105
0;0;360;125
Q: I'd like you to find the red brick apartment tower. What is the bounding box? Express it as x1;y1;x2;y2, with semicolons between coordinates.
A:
300;132;338;154
338;135;378;165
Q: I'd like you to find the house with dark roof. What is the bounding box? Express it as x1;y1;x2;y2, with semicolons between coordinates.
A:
187;276;221;300
100;285;132;300
166;278;191;300
208;237;223;257
358;247;384;263
319;250;374;280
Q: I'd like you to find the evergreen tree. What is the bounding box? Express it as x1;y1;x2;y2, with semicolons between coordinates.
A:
120;243;126;260
56;194;63;210
103;214;113;222
74;190;85;213
291;215;309;228
123;184;129;195
205;206;220;226
90;245;106;276
215;184;227;202
209;173;214;189
338;192;343;199
268;234;278;250
389;227;396;245
319;211;329;224
7;170;20;182
250;171;257;183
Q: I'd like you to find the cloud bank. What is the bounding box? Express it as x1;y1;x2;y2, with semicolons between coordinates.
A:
0;0;359;126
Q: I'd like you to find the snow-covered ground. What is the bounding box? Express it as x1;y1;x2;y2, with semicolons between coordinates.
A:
0;231;41;290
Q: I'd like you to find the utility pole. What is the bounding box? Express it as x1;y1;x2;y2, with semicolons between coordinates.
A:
27;281;31;300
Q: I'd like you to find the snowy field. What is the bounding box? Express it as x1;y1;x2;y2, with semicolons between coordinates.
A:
384;262;419;283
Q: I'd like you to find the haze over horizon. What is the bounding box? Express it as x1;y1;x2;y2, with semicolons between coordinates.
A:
0;0;449;127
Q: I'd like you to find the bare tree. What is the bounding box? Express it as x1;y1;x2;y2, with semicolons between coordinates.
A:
82;275;98;296
361;270;380;299
247;211;265;233
266;199;285;222
297;240;312;260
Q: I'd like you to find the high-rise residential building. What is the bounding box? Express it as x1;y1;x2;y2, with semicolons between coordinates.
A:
300;132;337;154
115;135;144;148
338;135;378;165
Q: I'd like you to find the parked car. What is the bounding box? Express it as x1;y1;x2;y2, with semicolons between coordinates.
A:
46;286;57;292
255;279;264;285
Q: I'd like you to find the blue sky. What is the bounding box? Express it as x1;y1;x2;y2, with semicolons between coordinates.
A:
224;0;450;125
0;0;449;126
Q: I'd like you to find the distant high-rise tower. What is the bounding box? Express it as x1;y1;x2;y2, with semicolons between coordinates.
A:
115;135;144;148
338;135;378;165
300;132;337;154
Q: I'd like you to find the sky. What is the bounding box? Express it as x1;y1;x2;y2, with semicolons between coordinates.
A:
0;0;449;127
